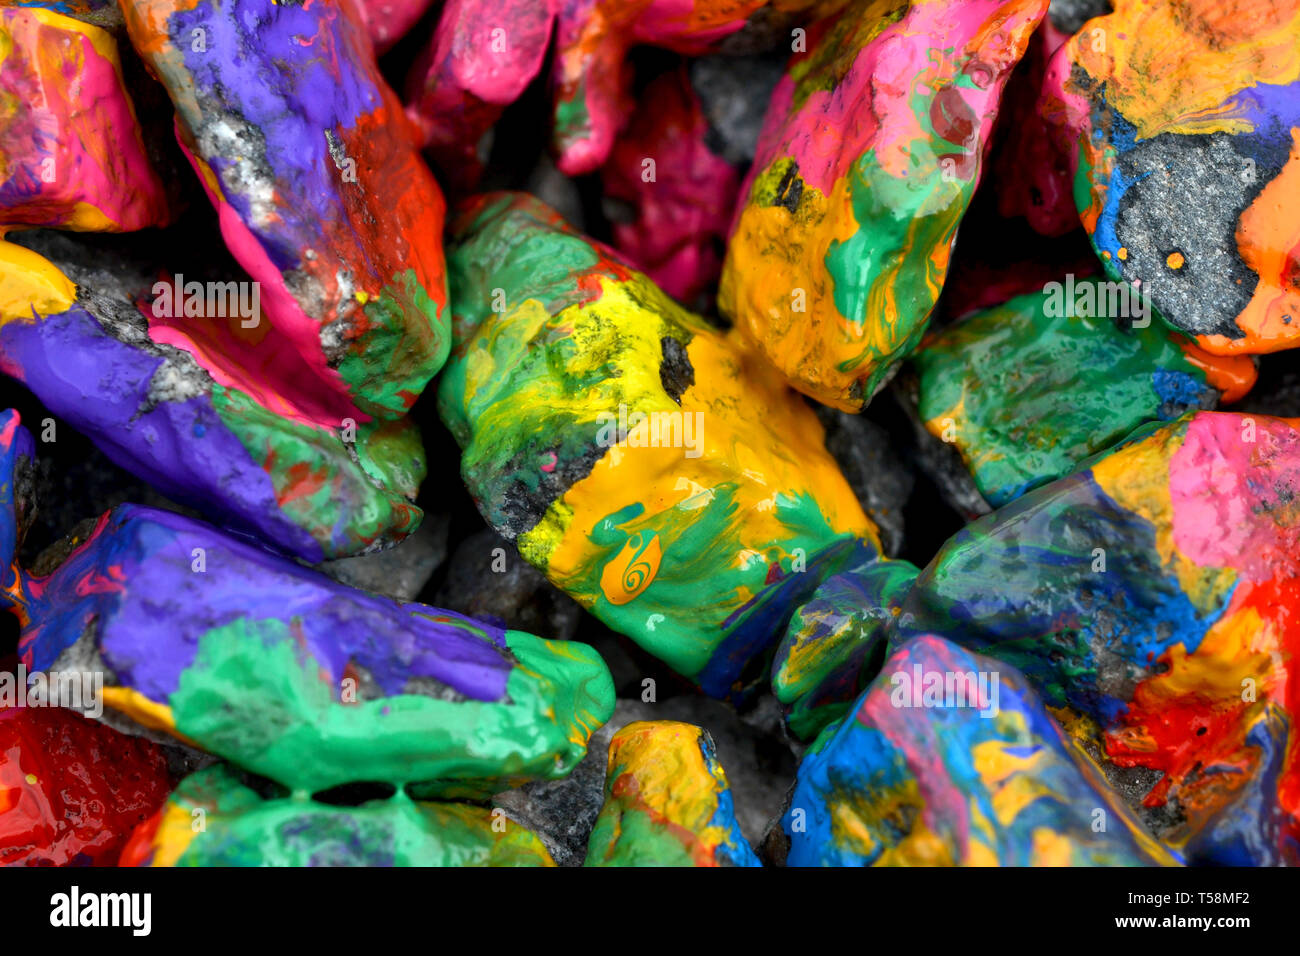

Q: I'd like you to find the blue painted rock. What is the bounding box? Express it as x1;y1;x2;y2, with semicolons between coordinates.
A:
782;634;1179;865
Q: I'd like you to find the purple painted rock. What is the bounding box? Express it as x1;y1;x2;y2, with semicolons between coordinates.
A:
1;231;424;561
0;408;615;795
121;0;450;423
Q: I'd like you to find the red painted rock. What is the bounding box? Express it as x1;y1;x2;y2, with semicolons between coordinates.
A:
0;705;175;866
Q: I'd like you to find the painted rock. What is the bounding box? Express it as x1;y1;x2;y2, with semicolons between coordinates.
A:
988;14;1078;236
404;0;557;191
1040;0;1300;357
122;764;555;867
719;0;1047;412
0;409;615;796
437;192;877;698
601;66;741;309
584;721;761;867
120;0;450;421
0;5;171;232
548;0;831;176
910;278;1257;507
0;231;424;561
355;0;436;54
782;635;1178;865
406;0;834;186
897;411;1300;864
773;556;919;741
0;704;175;866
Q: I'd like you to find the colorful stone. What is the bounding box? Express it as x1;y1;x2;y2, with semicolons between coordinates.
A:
782;634;1179;865
0;409;615;797
0;5;171;232
404;0;556;190
437;192;877;698
910;278;1258;507
1;703;175;866
896;411;1300;864
122;764;555;867
120;0;450;421
601;66;741;308
1040;0;1300;356
0;232;425;561
772;556;919;741
406;0;834;185
719;0;1047;411
988;16;1078;236
584;721;761;867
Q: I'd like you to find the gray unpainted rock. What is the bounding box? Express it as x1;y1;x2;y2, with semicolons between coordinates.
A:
816;405;913;557
691;54;786;165
890;374;992;522
317;513;449;601
434;528;584;641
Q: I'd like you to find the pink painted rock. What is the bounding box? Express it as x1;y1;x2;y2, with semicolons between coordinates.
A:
121;0;450;423
356;0;436;54
601;67;741;309
718;0;1047;411
406;0;837;186
0;5;171;232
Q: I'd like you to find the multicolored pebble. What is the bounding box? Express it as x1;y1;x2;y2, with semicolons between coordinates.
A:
0;409;615;796
1;704;175;866
437;192;876;697
772;555;919;741
896;411;1300;863
120;0;450;421
719;0;1046;411
584;721;761;867
0;233;424;561
0;4;171;232
406;0;835;185
404;0;556;190
122;764;556;867
910;278;1258;507
1040;0;1300;356
782;635;1179;865
601;66;740;308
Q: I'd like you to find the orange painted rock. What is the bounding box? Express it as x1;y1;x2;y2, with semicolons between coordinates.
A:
718;0;1046;411
1040;0;1300;356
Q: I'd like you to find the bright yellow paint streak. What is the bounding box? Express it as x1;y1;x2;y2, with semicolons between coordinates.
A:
0;240;75;323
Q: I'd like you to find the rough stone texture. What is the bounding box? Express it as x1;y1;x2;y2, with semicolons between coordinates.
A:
318;513;450;601
816;406;912;557
494;695;799;865
890;374;992;522
1047;0;1109;33
434;528;584;641
690;54;786;165
1111;133;1259;339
